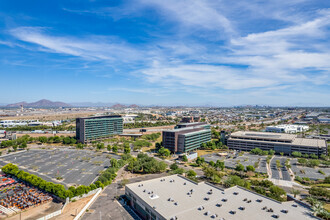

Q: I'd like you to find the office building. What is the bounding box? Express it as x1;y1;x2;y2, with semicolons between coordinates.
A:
227;131;327;156
266;124;309;134
76;115;123;143
162;122;211;153
125;175;314;220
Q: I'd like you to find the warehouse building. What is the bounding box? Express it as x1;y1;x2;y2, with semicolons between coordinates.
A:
162;122;211;153
76;115;123;143
227;131;327;156
125;175;315;220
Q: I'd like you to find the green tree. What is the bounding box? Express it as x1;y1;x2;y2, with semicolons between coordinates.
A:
110;158;118;168
170;163;179;170
187;170;197;178
215;160;225;171
158;147;171;157
246;165;255;172
182;155;188;162
124;145;131;154
112;145;118;153
235;163;245;172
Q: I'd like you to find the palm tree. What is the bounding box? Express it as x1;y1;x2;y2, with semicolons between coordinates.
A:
311;201;324;217
290;188;301;198
306;196;317;206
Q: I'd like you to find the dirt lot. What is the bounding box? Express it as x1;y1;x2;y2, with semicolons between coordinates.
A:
52;195;94;220
17;133;75;138
1;111;105;121
6;201;62;220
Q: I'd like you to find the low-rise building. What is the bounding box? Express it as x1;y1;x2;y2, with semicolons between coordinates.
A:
125;175;316;220
266;124;309;133
227;131;327;156
162;122;211;153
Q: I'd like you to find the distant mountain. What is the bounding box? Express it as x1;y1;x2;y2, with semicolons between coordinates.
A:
112;104;126;108
129;104;139;108
6;99;71;108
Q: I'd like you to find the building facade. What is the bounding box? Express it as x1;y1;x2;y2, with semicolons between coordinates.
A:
227;131;327;156
162;122;211;153
76;115;123;143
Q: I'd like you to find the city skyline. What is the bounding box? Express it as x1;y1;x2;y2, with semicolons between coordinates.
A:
0;0;330;106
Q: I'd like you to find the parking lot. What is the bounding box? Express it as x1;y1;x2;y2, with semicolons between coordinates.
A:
0;149;120;187
290;158;330;180
202;153;268;173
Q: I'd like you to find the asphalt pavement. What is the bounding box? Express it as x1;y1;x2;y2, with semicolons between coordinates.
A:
81;173;167;220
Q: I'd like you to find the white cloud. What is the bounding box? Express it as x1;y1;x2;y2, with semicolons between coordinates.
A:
9;27;142;63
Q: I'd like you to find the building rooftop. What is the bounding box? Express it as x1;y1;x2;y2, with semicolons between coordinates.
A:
78;115;122;120
230;131;326;148
177;122;207;126
126;175;316;220
231;131;296;141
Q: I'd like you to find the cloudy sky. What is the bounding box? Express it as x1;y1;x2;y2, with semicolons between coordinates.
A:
0;0;329;106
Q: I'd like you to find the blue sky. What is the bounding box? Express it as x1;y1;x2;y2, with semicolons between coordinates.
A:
0;0;329;106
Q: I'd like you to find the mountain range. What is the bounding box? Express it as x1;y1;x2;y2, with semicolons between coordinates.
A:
5;99;139;108
6;99;71;108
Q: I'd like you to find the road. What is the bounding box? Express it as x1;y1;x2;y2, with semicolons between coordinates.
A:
270;156;291;181
270;157;280;179
81;173;167;220
280;158;291;181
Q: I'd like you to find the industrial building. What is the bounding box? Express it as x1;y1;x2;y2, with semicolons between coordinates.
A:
76;115;123;143
227;131;327;156
162;122;211;153
125;175;315;220
266;124;309;133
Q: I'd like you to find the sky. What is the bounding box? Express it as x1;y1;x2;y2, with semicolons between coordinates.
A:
0;0;329;106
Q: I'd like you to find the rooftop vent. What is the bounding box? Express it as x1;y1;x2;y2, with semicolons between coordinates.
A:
292;204;298;207
267;208;274;213
222;198;227;202
153;206;156;209
247;200;251;203
204;211;211;216
281;210;288;214
170;217;178;220
233;192;239;195
204;197;210;201
211;214;218;218
243;198;247;201
216;203;222;207
184;182;186;185
174;202;178;206
230;210;236;215
239;206;245;210
198;206;205;211
257;199;263;203
143;189;146;193
272;214;279;219
262;206;267;210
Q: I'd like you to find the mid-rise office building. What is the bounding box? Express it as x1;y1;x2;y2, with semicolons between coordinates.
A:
227;131;327;156
125;175;314;220
162;122;211;153
76;115;123;143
